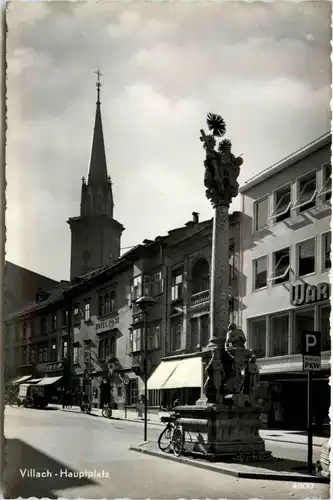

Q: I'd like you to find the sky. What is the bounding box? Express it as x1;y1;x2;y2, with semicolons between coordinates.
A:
6;1;331;281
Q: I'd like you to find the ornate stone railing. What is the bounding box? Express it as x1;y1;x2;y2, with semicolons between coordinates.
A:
191;290;210;307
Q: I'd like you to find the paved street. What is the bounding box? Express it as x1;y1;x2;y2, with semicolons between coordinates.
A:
4;406;329;499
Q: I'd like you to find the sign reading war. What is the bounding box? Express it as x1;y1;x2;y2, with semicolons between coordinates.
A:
301;331;322;371
290;282;330;306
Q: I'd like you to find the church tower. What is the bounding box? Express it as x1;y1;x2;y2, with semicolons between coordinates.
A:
68;71;124;279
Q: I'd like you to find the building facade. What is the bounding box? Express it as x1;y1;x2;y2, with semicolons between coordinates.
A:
145;211;241;408
239;132;331;430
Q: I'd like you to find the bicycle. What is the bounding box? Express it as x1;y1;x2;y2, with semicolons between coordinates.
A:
158;408;184;457
102;404;112;419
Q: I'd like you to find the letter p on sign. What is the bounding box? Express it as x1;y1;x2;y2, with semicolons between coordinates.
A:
306;334;317;352
301;330;321;356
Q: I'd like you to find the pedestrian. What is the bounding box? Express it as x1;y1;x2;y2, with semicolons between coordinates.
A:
173;398;180;409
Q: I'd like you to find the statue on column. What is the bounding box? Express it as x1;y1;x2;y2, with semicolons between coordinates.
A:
225;323;247;349
200;113;243;207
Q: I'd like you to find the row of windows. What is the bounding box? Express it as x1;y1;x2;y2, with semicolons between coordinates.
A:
253;232;331;291
20;340;68;366
254;163;331;232
130;324;161;353
249;303;330;358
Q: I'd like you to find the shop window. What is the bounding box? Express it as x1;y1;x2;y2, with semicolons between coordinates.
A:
319;305;331;351
271;314;289;357
271;247;290;285
294;308;314;354
253;256;267;290
51;343;57;362
254;196;268;232
201;315;210;346
190;318;199;350
249;318;266;358
192;258;210;294
295;170;317;213
319;162;332;202
171;271;183;301
271;184;291;223
297;238;315;277
322;232;331;271
171;317;182;351
148;324;160;350
84;301;91;322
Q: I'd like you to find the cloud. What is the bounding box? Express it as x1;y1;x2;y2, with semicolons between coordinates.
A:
5;1;331;280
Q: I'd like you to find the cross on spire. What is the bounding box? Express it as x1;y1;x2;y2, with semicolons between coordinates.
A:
95;69;102;104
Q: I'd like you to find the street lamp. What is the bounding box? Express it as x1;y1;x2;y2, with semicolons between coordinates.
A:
136;295;157;442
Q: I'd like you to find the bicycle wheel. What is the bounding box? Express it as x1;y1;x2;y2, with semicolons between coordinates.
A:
158;425;173;452
172;426;184;457
102;408;108;418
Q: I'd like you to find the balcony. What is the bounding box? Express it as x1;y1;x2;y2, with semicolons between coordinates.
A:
191;290;210;308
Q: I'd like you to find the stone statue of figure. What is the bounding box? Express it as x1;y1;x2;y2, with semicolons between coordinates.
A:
225;323;246;350
200;113;243;207
244;353;260;401
203;348;224;403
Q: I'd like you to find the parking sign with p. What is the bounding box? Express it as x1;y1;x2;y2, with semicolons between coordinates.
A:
301;330;322;371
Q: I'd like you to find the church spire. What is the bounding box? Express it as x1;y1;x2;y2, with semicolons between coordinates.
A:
87;70;108;185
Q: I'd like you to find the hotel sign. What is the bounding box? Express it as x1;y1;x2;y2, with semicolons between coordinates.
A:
290;282;330;306
96;316;119;334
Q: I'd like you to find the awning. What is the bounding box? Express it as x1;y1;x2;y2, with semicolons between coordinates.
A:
28;379;43;384
10;375;32;385
162;357;203;389
147;360;180;390
37;376;63;386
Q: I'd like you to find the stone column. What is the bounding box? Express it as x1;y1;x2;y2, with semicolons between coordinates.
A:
208;204;230;347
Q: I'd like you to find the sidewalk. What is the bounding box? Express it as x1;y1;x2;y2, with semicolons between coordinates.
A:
54;405;328;448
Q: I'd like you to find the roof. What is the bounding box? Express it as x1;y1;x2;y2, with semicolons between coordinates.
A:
6;284;67;321
239;132;331;194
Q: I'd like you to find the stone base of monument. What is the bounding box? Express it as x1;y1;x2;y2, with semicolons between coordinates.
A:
176;397;271;460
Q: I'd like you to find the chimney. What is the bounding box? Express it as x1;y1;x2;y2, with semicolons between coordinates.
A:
192;212;199;223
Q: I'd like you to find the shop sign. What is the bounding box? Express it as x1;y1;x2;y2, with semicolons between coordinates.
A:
96;316;119;334
290;282;330;306
45;362;64;373
301;330;321;371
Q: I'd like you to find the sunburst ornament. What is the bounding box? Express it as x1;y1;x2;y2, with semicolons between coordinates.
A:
206;113;226;137
218;139;232;154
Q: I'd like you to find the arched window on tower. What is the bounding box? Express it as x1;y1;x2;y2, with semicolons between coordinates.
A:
191;258;210;295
